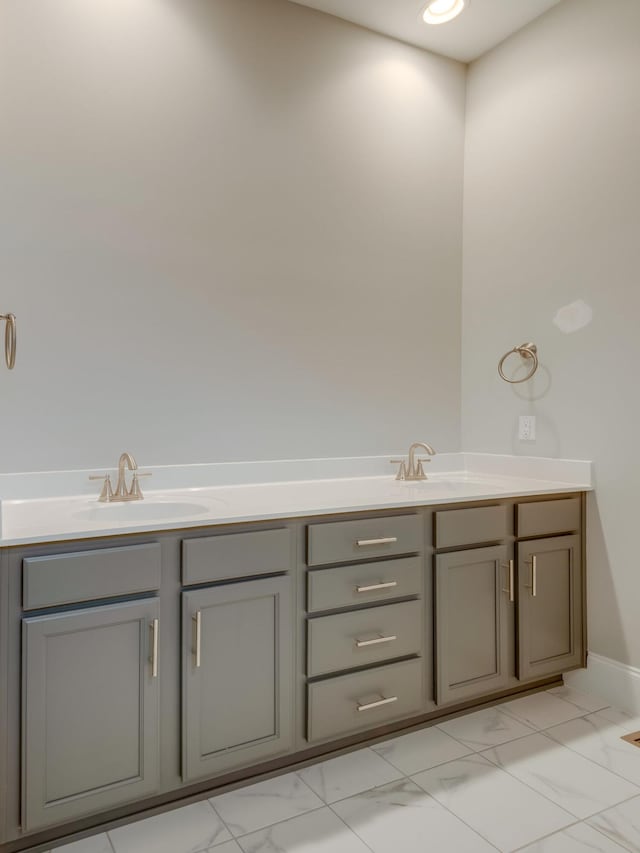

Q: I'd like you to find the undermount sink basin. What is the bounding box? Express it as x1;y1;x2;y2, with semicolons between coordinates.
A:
74;499;218;522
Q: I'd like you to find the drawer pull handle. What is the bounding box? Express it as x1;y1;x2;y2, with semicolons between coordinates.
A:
525;556;538;597
355;581;398;593
150;618;159;678
502;560;515;603
356;537;398;547
193;611;202;668
355;634;397;648
357;695;398;712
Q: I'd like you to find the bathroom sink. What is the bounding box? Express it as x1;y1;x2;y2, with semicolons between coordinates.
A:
74;498;218;522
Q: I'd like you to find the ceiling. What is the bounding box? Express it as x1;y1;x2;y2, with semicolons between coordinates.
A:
287;0;563;63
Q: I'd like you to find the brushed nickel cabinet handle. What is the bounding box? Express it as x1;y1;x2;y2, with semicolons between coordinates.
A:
193;611;202;668
1;313;16;370
502;560;515;602
355;581;398;593
357;695;398;712
356;537;398;547
151;619;159;678
525;556;538;597
355;634;397;648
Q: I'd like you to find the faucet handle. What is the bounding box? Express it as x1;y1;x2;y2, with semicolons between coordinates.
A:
390;459;408;481
415;458;431;480
89;473;114;502
128;471;152;499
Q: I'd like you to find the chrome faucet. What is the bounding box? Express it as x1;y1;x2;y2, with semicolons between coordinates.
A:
89;452;152;502
391;441;436;481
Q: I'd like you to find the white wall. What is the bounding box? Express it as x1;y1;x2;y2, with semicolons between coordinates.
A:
0;0;465;473
462;0;640;668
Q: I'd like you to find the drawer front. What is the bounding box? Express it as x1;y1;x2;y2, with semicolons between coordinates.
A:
307;557;423;613
517;498;581;538
307;515;422;567
23;543;161;610
435;505;507;549
307;658;424;743
182;528;292;585
307;600;422;677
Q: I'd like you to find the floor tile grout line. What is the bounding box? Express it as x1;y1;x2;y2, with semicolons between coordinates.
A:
204;797;236;847
476;738;640;823
482;724;640;779
224;803;328;841
509;793;640;853
291;767;332;804
584;814;640;853
303;775;404;809
369;748;474;777
441;687;614;747
398;772;503;852
508;818;584;852
497;691;602;729
433;724;545;755
323;777;505;853
542;722;640;788
583;791;640;822
324;803;377;853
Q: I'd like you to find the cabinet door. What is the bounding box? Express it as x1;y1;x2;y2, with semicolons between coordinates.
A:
518;535;583;681
22;599;160;831
435;545;513;704
182;575;292;782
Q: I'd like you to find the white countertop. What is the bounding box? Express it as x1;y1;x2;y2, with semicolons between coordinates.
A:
0;453;593;546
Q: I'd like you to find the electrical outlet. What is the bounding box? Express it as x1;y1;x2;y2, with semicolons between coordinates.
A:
519;415;536;441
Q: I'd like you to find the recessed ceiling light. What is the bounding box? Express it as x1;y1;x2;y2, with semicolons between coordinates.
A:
422;0;467;25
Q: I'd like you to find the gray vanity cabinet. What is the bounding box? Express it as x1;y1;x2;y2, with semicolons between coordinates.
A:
435;545;513;704
182;575;292;783
21;598;161;832
517;535;583;681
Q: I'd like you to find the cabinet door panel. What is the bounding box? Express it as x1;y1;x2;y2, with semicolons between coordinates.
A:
435;545;513;704
182;576;292;782
22;599;160;831
518;535;582;680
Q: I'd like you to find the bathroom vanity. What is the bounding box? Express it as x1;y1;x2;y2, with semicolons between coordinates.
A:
0;475;587;852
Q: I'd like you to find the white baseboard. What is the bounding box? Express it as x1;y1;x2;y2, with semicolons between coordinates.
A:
565;652;640;715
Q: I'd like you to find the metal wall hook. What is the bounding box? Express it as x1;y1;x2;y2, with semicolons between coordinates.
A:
498;342;538;384
0;313;16;369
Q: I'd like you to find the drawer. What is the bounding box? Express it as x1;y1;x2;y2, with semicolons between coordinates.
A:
307;514;422;567
517;497;581;538
182;527;292;585
307;658;424;743
307;557;422;613
307;600;422;677
435;505;507;549
23;543;161;610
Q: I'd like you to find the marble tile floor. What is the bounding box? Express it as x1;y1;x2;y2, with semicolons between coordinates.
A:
43;688;640;853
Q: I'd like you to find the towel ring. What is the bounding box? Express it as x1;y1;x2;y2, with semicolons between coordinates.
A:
498;342;538;384
1;313;16;370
